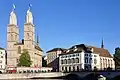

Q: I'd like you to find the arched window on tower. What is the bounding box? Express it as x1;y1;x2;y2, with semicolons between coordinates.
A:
11;28;13;32
15;35;17;41
27;33;30;40
18;46;21;54
11;34;13;41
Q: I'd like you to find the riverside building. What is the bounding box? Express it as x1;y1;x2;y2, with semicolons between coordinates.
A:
46;48;66;71
59;43;115;72
0;47;7;73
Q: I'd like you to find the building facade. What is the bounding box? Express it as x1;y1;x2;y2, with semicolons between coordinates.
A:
46;48;66;71
0;47;7;73
59;44;115;72
7;6;43;67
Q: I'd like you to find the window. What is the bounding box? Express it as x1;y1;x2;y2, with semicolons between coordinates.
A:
15;35;17;40
28;27;30;31
94;59;97;64
77;54;79;56
27;33;29;39
68;59;71;64
73;66;75;71
73;54;75;57
72;58;75;63
65;67;67;72
17;59;19;63
1;56;3;58
11;28;13;32
85;58;88;63
89;54;91;57
65;56;67;58
66;50;70;53
0;60;2;63
64;59;67;64
77;66;79;71
62;67;64;71
89;58;92;63
85;54;88;56
74;48;77;51
18;46;21;54
94;55;97;57
0;52;2;54
76;58;79;63
61;60;64;64
11;34;13;40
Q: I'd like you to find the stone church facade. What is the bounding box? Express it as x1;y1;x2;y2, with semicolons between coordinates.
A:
7;6;43;67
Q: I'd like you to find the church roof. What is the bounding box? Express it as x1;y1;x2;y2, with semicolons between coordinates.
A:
60;44;112;58
87;46;113;58
35;45;43;51
66;44;92;54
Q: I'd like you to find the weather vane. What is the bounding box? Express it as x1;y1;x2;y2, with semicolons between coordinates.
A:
12;4;15;11
29;4;32;10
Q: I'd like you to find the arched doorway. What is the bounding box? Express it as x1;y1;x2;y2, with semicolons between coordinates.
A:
69;66;71;72
77;66;79;71
73;66;75;71
65;67;67;72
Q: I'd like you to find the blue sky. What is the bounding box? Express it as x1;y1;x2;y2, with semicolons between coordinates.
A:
0;0;120;55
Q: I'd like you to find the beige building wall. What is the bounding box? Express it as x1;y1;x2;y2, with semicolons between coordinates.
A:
7;7;43;67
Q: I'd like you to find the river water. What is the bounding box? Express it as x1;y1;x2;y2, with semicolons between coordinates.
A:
7;79;63;80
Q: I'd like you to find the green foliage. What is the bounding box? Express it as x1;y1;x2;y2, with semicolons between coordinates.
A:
114;47;120;69
17;49;32;67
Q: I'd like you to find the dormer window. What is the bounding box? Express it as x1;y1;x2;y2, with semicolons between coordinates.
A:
66;50;70;53
90;48;93;52
74;46;77;49
74;48;77;52
74;46;77;51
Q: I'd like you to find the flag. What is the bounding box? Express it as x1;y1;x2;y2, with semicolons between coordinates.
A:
13;4;15;9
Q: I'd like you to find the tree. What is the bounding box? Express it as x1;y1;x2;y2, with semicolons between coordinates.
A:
114;47;120;69
17;49;32;67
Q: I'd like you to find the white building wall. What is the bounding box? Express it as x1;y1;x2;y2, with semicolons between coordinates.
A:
91;53;100;70
0;49;6;73
59;49;115;72
81;51;85;69
100;56;115;70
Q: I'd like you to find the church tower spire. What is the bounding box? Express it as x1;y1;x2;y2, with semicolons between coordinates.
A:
24;4;35;49
36;34;39;46
101;38;104;48
26;4;33;24
7;4;19;67
9;4;17;25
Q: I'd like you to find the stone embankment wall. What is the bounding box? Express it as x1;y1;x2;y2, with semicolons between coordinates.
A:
0;72;64;79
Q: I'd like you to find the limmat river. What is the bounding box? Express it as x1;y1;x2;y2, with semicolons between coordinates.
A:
6;79;63;80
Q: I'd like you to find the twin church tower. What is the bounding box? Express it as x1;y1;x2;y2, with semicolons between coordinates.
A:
7;5;43;67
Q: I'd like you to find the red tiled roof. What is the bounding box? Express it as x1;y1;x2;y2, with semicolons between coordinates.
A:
88;46;113;58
